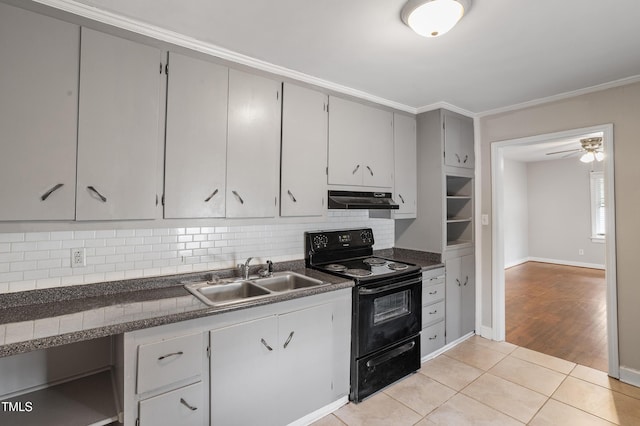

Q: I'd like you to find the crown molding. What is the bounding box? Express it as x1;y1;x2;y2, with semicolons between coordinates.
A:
477;74;640;118
31;0;417;114
416;101;475;117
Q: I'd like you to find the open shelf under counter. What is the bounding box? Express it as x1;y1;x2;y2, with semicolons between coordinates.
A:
0;369;119;426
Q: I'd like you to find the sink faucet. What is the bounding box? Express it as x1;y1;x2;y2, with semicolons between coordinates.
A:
239;257;254;279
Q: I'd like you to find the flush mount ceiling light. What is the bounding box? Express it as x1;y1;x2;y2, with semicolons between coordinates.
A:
401;0;471;37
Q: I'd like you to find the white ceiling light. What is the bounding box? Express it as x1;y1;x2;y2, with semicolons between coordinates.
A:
401;0;470;38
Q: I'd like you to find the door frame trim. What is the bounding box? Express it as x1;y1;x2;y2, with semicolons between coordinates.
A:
490;123;619;377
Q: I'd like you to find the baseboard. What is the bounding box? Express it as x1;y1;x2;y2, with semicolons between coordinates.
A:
479;326;493;340
526;257;605;270
619;366;640;388
288;396;349;426
505;258;528;269
421;332;474;363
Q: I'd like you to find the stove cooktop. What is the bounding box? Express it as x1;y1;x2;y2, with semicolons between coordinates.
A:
316;257;419;279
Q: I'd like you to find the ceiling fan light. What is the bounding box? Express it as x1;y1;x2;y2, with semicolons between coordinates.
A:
402;0;468;38
580;152;595;163
595;151;605;161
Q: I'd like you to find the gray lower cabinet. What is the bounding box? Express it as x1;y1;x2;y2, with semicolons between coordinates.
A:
421;268;446;357
76;28;162;220
210;303;334;426
0;3;79;221
139;382;204;426
163;52;228;219
445;254;476;343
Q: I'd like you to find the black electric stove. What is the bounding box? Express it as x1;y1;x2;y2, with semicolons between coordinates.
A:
305;228;422;402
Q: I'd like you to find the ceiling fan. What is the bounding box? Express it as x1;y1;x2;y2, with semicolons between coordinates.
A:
546;137;604;163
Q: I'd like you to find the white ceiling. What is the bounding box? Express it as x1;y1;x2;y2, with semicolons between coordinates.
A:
63;0;640;113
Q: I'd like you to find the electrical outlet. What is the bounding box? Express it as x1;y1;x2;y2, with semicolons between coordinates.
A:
578;249;584;255
71;248;85;268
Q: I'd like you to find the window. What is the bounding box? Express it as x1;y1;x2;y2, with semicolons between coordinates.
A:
590;171;605;242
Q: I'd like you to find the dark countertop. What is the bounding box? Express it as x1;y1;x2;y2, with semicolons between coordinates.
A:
0;260;352;357
375;248;444;271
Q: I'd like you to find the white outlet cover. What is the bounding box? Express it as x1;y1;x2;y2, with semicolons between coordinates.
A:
71;248;86;268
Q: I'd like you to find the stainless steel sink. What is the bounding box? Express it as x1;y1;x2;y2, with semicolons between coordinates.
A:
253;271;325;292
185;280;270;306
184;271;328;307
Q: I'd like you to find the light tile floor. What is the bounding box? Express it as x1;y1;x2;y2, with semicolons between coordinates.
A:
313;336;640;425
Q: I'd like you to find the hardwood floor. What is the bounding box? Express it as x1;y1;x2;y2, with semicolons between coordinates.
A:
505;261;608;371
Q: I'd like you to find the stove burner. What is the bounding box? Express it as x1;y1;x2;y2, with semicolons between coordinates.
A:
325;264;347;272
387;263;409;271
345;268;373;277
363;257;387;266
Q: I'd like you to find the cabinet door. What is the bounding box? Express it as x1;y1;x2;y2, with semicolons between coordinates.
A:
210;316;279;426
277;303;334;425
327;96;364;186
443;111;474;169
164;53;228;218
281;83;328;216
460;254;476;336
361;107;393;187
139;382;204;426
393;113;417;217
226;70;281;218
76;28;161;220
445;257;462;344
0;4;79;221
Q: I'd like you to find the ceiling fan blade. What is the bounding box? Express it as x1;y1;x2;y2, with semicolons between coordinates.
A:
561;151;580;158
546;148;581;155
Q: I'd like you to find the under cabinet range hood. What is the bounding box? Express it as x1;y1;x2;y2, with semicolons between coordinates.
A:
328;191;399;210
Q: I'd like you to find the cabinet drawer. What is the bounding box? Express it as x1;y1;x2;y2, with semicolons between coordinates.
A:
422;301;445;328
423;282;445;305
421;321;445;357
137;333;203;394
422;268;445;282
139;381;204;426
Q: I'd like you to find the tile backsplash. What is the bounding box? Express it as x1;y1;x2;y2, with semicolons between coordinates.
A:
0;211;394;293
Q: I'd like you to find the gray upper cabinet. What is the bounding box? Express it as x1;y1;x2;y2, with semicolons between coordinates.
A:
392;113;417;219
76;28;162;221
280;83;328;217
443;110;474;169
164;52;228;219
328;96;393;188
226;69;281;218
0;3;79;221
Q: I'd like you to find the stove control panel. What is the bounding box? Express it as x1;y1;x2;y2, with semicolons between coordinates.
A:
305;228;375;253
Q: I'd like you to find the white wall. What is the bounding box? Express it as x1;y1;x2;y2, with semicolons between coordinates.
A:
0;211;394;294
527;158;605;268
503;159;529;268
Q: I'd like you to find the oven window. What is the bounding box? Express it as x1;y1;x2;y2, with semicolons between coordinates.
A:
373;290;410;324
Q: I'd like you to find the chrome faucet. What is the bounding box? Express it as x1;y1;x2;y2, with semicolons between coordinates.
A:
239;257;254;279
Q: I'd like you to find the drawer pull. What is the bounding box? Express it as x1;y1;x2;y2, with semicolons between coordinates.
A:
283;331;295;349
180;398;198;411
428;335;438;340
157;351;183;361
429;310;438;315
429;290;438;295
261;338;273;351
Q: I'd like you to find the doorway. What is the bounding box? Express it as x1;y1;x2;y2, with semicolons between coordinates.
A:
490;124;619;377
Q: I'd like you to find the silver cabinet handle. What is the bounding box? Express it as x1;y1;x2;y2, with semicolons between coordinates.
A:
455;153;461;163
158;351;183;361
180;398;197;411
260;338;273;351
366;165;374;176
429;310;438;315
456;278;461;287
204;189;219;202
463;276;469;286
464;154;469;164
87;186;107;202
428;335;438;340
283;331;295;349
352;164;360;174
398;194;405;203
232;190;244;204
429;290;438;295
287;190;297;203
41;183;64;201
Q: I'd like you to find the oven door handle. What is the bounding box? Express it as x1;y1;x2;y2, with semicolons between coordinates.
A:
366;341;416;368
358;278;420;295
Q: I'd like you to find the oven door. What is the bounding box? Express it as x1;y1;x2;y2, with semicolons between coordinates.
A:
355;273;422;357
